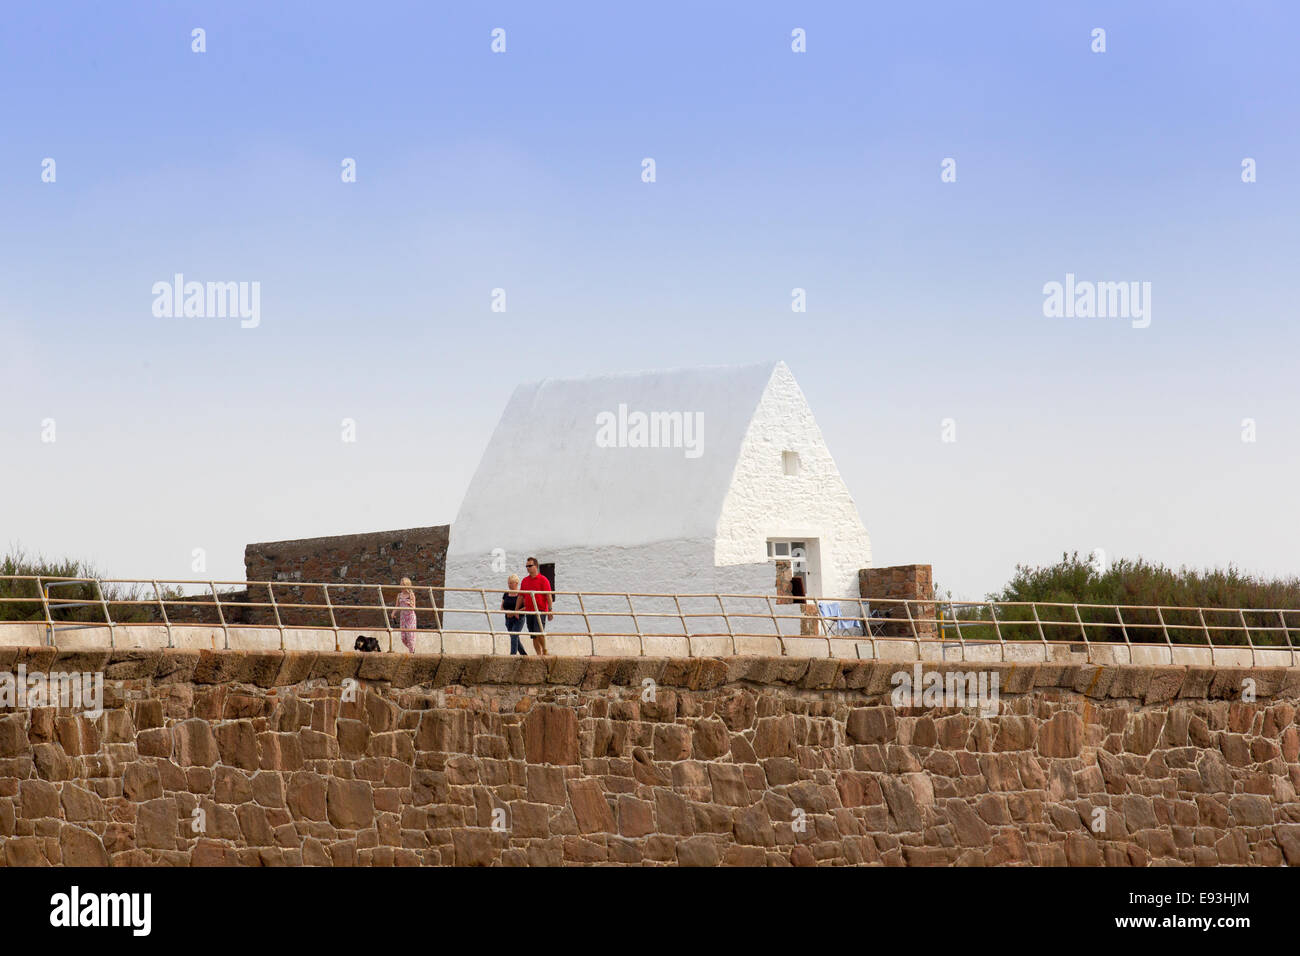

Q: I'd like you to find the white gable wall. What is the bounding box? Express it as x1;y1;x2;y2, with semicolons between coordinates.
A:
715;363;872;600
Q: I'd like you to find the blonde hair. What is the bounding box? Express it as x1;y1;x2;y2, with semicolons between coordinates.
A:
400;577;413;588
507;574;520;589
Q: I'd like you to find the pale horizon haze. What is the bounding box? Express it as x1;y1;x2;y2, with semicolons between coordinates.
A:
2;1;1297;600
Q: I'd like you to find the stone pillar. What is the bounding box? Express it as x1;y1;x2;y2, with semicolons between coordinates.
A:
774;560;794;605
858;565;936;640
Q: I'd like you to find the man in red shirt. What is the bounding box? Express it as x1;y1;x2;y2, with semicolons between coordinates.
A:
517;557;553;655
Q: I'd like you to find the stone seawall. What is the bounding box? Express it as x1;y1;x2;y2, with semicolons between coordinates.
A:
1;648;1298;866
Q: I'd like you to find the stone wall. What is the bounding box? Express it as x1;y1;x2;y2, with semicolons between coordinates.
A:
243;527;449;629
860;564;937;640
1;647;1299;866
157;590;250;626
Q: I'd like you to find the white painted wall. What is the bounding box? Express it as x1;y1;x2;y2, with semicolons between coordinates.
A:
715;362;872;600
444;361;872;623
441;537;775;635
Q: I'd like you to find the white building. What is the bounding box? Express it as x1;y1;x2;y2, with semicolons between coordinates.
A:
441;361;871;634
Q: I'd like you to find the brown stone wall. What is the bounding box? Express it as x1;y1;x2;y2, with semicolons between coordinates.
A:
2;648;1299;866
153;591;250;627
860;565;937;640
243;527;449;629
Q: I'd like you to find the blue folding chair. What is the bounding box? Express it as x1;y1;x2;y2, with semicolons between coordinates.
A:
818;601;861;636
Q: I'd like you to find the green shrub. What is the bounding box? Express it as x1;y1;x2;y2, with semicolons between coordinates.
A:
0;548;179;624
935;552;1300;647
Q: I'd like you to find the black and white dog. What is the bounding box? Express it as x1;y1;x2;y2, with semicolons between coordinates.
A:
354;635;381;653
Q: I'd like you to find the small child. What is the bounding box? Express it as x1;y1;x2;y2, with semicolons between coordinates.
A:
395;578;417;653
503;574;526;655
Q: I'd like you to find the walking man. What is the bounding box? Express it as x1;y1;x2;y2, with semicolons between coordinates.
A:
519;557;553;655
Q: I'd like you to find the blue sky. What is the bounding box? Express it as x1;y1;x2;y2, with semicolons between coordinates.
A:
2;1;1297;598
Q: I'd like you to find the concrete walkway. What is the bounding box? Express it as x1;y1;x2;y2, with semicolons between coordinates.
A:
1;622;1293;668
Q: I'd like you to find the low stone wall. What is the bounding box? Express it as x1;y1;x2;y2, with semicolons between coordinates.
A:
243;526;450;629
1;648;1298;866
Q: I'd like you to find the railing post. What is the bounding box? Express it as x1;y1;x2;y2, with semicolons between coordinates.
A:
153;581;174;649
422;586;440;652
95;579;115;650
575;592;596;656
988;602;1004;663
35;576;51;647
266;582;286;651
815;593;833;658
211;582;230;650
1072;604;1087;642
1031;603;1047;661
1239;609;1256;668
1196;607;1212;645
857;597;876;661
950;603;966;663
1072;604;1090;664
1196;608;1218;668
376;586;392;653
1156;606;1170;643
323;584;340;652
625;594;643;655
439;587;449;655
765;595;786;656
1115;605;1131;659
480;588;495;655
1280;610;1294;668
718;594;736;656
672;595;690;658
902;600;921;660
1155;607;1172;664
1195;607;1215;668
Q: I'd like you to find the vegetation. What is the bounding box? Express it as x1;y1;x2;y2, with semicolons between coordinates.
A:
934;552;1300;647
0;548;181;624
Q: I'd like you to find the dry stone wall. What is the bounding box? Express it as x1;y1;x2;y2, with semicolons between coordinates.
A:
1;647;1299;866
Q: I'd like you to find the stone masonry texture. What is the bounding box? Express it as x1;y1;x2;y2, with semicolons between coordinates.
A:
150;526;451;629
860;565;936;640
2;647;1300;866
242;526;450;629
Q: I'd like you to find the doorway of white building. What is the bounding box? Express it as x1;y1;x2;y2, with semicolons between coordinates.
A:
540;562;556;605
767;538;822;598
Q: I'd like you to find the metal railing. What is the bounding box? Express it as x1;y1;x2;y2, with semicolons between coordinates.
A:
0;575;1297;664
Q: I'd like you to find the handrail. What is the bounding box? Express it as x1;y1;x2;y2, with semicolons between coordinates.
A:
1;575;1298;661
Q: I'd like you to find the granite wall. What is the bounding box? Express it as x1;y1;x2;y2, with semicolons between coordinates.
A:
1;647;1298;866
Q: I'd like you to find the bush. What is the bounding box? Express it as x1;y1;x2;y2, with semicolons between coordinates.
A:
936;552;1300;647
0;548;178;625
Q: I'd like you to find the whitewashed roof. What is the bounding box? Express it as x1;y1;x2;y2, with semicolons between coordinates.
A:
448;361;787;555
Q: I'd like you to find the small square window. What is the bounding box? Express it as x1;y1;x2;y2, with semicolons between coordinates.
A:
782;451;800;476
